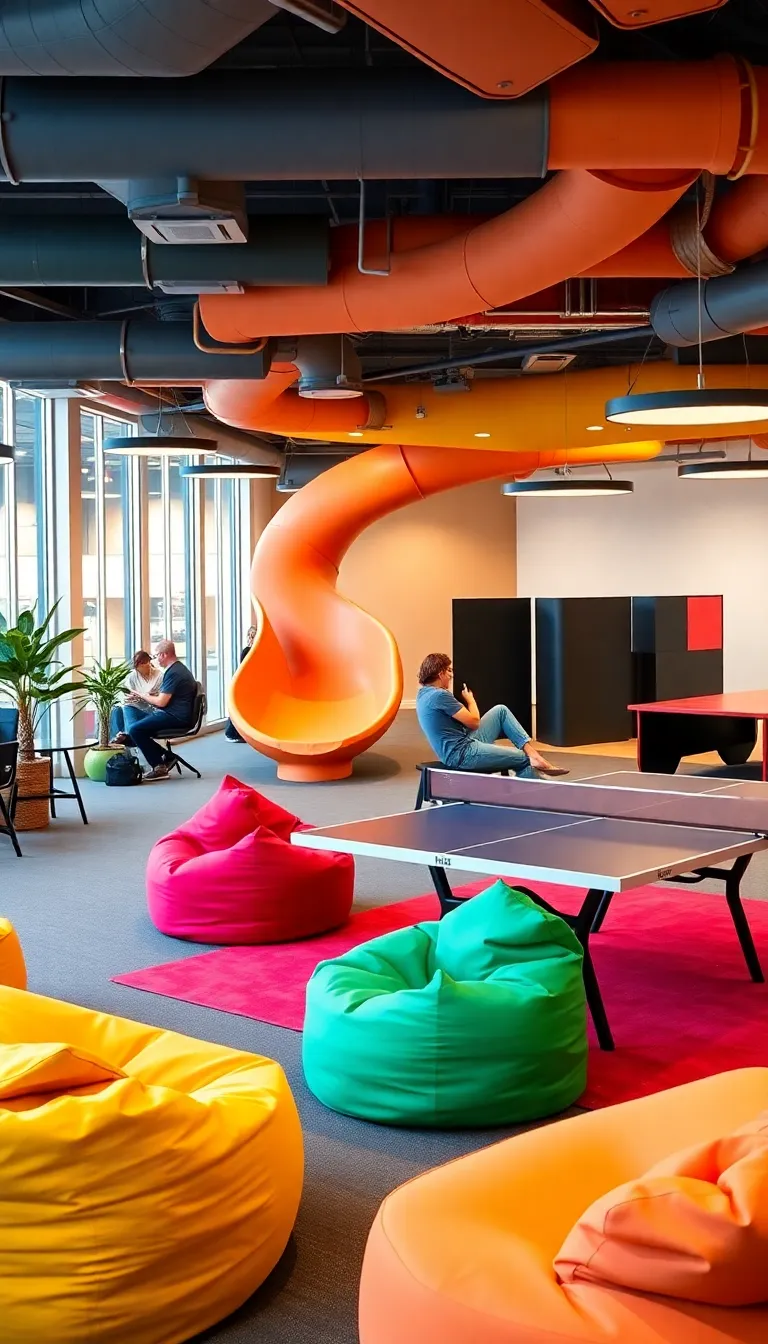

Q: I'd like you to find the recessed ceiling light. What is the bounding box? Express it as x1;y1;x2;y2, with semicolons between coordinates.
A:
606;390;768;427
586;425;604;432
474;432;491;438
348;431;364;438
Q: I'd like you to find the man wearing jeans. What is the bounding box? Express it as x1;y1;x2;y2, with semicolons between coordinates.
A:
415;652;568;777
125;640;198;780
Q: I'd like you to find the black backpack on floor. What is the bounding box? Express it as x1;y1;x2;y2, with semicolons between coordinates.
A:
105;753;143;787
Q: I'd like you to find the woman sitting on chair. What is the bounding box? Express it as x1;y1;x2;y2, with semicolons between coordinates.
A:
109;650;163;745
415;653;568;778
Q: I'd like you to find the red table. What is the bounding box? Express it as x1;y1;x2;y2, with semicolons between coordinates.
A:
629;693;768;780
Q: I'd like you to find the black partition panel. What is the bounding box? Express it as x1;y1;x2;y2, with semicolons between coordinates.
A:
631;595;723;702
452;598;532;735
535;597;632;746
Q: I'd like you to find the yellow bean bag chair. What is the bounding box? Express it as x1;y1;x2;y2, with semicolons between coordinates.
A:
0;987;304;1343
0;918;25;989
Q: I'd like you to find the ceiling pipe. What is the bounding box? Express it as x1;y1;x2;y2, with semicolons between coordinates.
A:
651;259;768;347
0;321;271;381
0;1;276;77
200;169;693;339
205;361;768;452
0;59;765;184
0;216;329;288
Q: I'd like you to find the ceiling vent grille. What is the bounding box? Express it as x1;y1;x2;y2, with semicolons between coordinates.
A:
134;218;248;245
521;353;576;373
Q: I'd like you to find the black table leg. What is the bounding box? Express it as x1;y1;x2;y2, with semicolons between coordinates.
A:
516;883;615;1052
725;855;763;982
429;865;463;918
591;891;614;934
63;749;89;825
47;752;56;818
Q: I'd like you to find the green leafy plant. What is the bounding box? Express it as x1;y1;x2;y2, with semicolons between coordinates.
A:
74;658;131;750
0;601;84;763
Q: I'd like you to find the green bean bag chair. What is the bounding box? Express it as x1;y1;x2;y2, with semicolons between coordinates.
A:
303;880;587;1128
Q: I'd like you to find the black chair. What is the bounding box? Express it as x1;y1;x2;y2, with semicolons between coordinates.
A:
163;682;206;779
0;707;19;744
415;760;510;809
0;740;22;857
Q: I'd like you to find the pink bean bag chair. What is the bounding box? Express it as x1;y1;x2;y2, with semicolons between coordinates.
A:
146;775;355;944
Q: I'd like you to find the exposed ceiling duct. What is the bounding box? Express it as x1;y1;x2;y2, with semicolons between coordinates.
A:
329;0;598;99
200;169;692;338
0;321;271;381
0;216;329;290
651;260;768;346
0;59;764;185
0;1;276;77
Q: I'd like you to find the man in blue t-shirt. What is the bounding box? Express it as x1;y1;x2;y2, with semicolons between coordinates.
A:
125;640;198;780
415;652;567;777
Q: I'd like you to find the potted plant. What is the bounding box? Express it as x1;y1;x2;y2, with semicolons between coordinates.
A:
0;601;83;830
74;658;132;782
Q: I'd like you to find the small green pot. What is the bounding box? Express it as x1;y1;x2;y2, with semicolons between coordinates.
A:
84;746;124;783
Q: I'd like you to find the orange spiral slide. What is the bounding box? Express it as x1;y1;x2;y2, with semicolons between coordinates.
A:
228;440;661;781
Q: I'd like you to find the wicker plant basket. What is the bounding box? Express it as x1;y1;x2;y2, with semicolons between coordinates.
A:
14;756;51;831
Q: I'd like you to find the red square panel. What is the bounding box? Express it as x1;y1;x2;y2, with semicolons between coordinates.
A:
687;595;722;651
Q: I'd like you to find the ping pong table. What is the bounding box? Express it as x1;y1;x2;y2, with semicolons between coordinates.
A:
292;769;768;1052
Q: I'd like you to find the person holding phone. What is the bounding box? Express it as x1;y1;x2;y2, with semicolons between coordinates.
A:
415;651;568;777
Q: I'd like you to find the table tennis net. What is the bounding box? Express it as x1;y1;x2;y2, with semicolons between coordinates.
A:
425;770;768;836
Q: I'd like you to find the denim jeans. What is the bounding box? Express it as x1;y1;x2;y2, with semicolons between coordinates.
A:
123;709;185;769
109;704;148;741
457;704;537;778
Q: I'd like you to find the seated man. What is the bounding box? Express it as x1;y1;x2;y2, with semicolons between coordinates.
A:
415;652;568;778
124;640;198;780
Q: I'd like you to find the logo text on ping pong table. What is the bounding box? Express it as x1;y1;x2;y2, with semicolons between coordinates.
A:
434;855;452;867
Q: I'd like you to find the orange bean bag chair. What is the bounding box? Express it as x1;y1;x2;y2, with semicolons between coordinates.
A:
359;1069;768;1344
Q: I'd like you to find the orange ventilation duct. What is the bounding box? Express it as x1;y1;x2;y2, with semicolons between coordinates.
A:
586;0;727;29
331;1;597;99
206;363;768;455
201;170;691;340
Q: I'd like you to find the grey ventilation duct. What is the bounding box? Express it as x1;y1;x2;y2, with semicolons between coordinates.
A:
651;261;768;347
0;73;547;182
0;1;276;77
0;321;271;381
295;337;363;399
0;216;329;289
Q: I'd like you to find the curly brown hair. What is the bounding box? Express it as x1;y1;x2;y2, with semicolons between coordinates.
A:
417;652;452;685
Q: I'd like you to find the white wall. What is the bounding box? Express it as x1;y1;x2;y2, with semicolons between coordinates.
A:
340;479;518;703
516;446;768;692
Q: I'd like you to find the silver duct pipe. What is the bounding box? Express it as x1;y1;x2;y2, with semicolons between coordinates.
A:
0;321;270;380
0;1;276;77
0;216;329;287
651;261;768;347
0;73;547;182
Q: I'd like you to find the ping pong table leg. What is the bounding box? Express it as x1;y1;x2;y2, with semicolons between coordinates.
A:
429;866;463;918
724;856;764;984
574;889;615;1052
590;891;614;934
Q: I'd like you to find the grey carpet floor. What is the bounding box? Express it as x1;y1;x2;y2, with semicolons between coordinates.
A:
5;711;768;1342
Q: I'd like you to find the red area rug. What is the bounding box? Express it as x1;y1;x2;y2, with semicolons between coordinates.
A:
113;881;768;1109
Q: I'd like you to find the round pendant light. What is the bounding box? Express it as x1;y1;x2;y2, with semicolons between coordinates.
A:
180;463;280;480
0;444;13;464
502;478;634;498
605;389;768;427
678;459;768;480
104;435;217;457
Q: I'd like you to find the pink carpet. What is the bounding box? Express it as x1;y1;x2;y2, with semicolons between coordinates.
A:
113;881;768;1109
